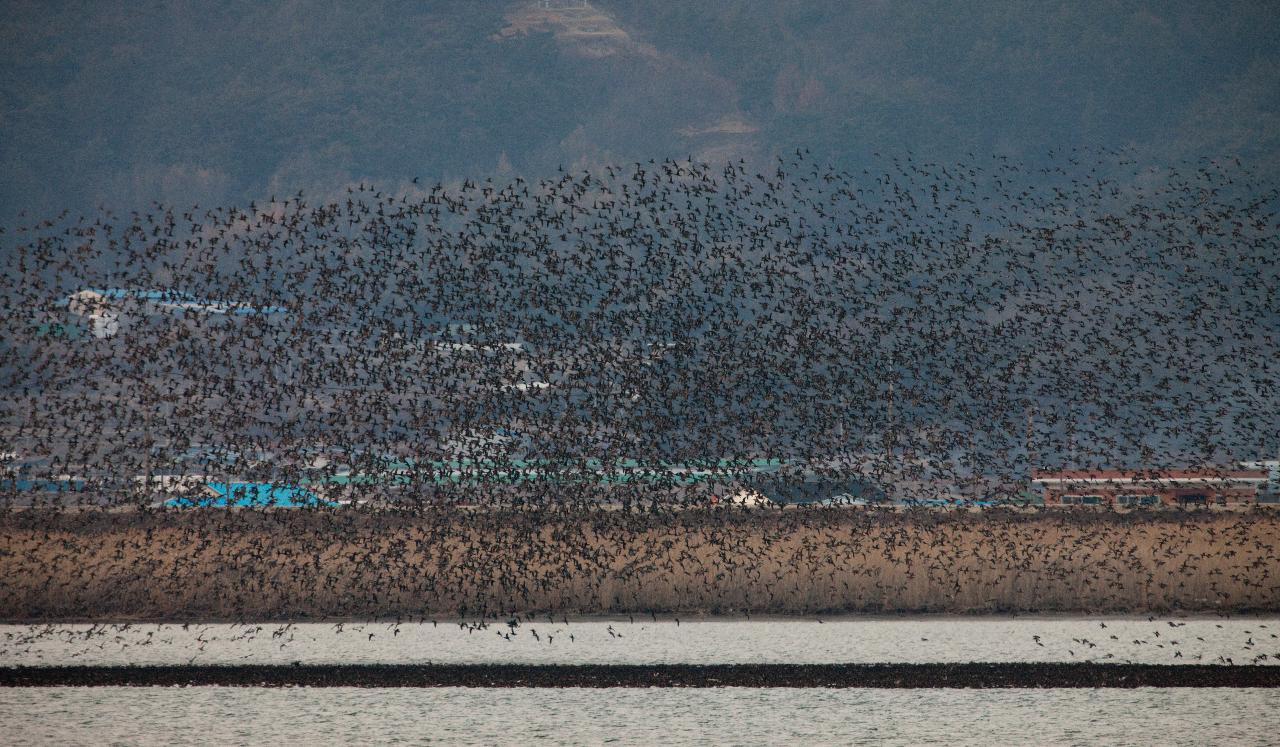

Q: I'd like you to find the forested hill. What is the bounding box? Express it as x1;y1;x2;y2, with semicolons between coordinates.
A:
2;1;1278;221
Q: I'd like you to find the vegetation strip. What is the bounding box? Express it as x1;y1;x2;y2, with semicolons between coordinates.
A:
4;663;1280;688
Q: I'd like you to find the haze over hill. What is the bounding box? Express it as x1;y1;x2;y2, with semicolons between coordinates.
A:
2;0;1278;221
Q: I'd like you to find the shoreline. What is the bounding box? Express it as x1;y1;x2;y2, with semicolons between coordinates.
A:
4;663;1280;688
0;610;1260;626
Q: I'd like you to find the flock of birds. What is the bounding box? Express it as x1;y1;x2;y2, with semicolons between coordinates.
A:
4;614;1280;667
0;150;1278;650
2;148;1276;508
5;502;1280;627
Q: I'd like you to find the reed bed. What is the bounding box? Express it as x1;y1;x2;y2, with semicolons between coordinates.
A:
2;508;1279;621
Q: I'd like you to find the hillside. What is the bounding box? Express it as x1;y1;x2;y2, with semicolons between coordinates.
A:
2;1;1278;221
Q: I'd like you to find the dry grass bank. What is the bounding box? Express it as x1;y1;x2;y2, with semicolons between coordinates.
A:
2;509;1279;621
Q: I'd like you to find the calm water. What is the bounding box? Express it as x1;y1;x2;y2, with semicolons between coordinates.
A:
6;618;1278;745
4;616;1278;666
3;687;1278;746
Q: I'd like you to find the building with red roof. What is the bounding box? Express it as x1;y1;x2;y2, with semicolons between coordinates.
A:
1031;468;1269;507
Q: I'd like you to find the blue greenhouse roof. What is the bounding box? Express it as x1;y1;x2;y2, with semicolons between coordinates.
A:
164;482;333;508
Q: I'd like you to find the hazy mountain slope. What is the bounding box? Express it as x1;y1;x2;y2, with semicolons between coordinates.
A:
1;1;1277;221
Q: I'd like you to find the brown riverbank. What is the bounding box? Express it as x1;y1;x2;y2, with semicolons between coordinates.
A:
2;508;1278;621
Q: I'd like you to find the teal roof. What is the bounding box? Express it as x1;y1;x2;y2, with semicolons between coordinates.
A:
164;482;333;507
32;322;85;339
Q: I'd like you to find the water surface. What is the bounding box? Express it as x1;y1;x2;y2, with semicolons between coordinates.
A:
4;616;1277;667
3;686;1275;746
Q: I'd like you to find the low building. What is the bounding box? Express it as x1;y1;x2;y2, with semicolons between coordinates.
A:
1032;468;1269;507
163;481;335;508
1238;461;1280;503
59;288;285;338
749;475;888;506
708;488;771;507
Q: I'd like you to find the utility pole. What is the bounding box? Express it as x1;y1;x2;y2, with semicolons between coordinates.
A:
884;353;896;461
1025;405;1035;469
1025;405;1037;500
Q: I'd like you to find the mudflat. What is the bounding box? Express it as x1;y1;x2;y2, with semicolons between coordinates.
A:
2;508;1277;621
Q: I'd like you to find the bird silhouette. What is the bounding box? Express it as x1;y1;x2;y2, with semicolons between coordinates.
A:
0;150;1275;667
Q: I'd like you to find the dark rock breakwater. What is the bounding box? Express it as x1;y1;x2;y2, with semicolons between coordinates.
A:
5;663;1280;688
